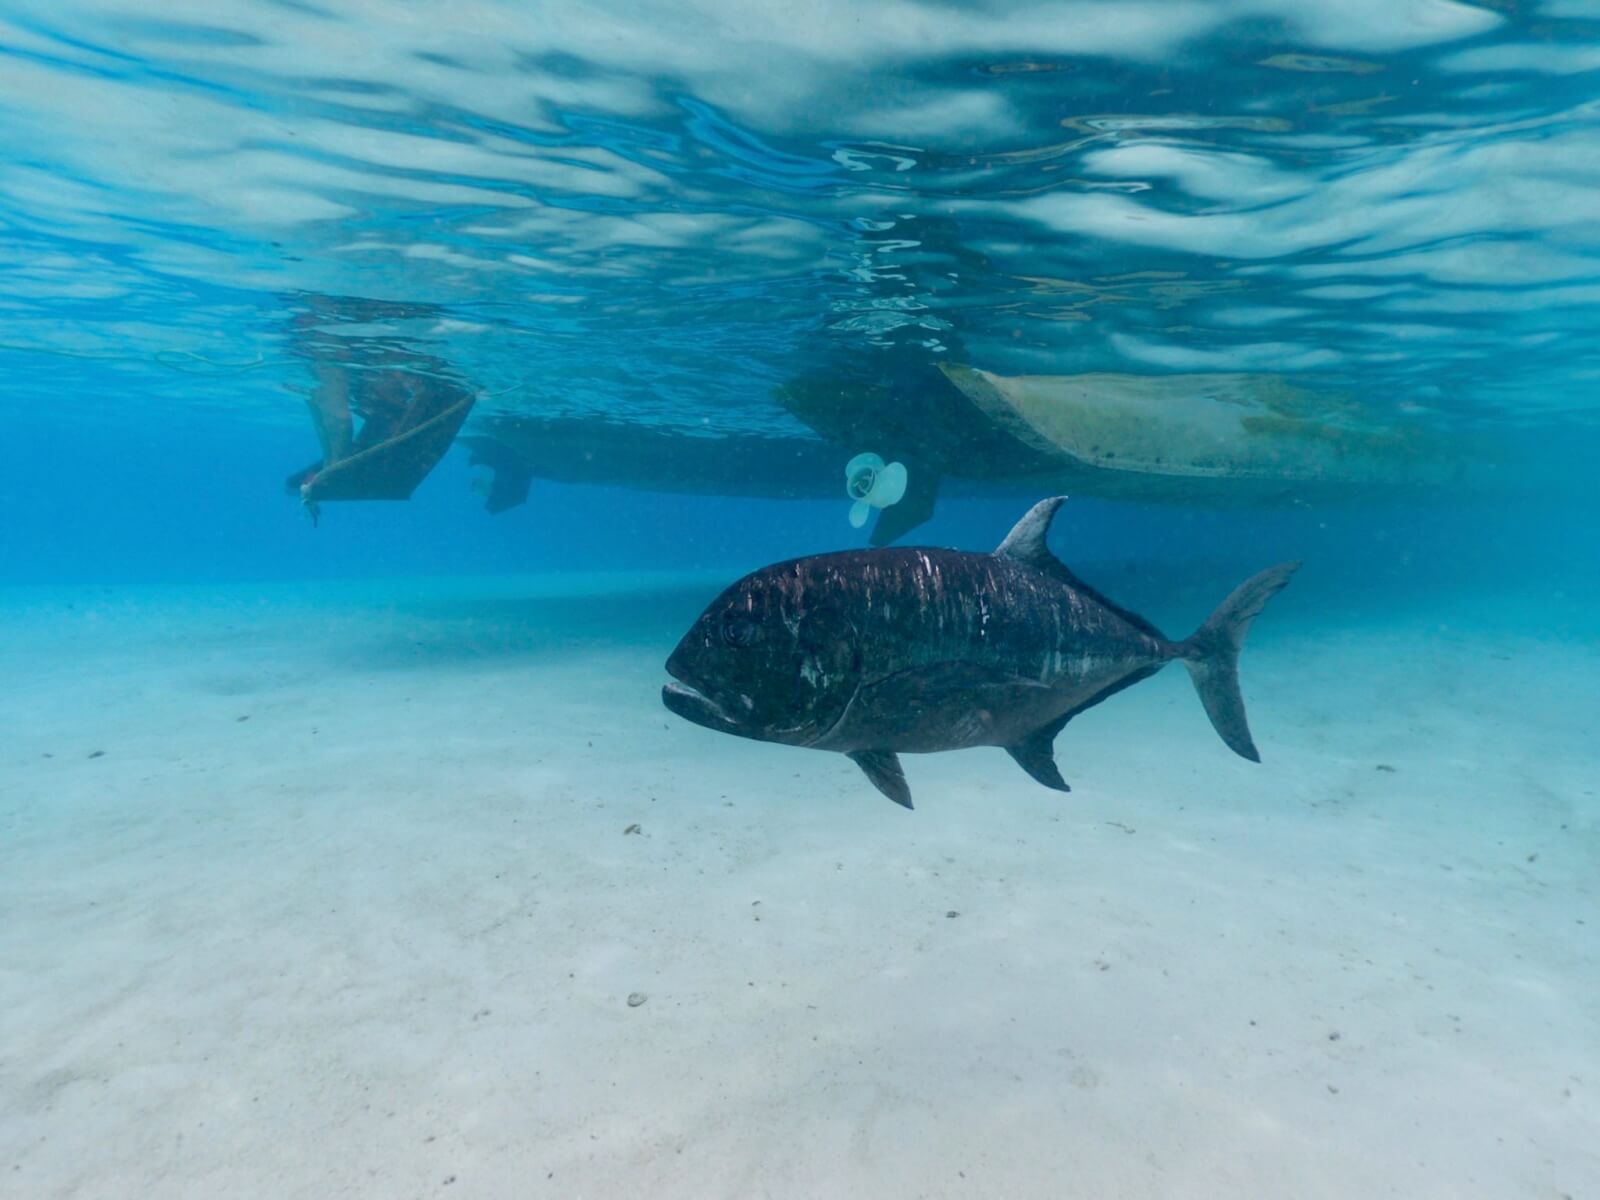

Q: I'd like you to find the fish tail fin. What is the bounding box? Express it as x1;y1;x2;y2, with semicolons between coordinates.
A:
1177;562;1300;762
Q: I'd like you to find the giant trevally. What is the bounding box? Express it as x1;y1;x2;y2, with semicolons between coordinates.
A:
662;497;1297;808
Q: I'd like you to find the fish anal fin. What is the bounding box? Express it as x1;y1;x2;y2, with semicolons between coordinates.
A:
848;750;914;809
1004;665;1171;794
1006;718;1072;793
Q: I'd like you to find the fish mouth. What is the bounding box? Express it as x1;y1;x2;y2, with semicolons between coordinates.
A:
661;679;747;736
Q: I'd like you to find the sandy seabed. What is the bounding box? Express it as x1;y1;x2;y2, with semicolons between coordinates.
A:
1;573;1595;1200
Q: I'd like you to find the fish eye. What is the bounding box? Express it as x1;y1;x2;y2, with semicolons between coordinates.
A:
720;614;759;648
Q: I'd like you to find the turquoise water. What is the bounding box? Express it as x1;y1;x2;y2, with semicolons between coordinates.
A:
2;3;1598;1197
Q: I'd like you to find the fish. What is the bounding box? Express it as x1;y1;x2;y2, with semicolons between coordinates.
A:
662;497;1299;809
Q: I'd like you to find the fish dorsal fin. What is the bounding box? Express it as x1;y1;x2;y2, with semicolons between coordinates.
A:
995;496;1069;568
995;497;1169;643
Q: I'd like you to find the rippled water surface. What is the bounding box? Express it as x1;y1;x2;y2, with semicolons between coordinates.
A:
4;0;1598;438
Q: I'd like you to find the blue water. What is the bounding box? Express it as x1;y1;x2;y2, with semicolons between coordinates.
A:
2;3;1598;1197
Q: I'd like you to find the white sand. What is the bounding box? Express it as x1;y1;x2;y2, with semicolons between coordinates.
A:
1;576;1595;1199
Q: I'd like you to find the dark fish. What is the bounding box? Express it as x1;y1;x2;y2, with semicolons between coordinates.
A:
663;497;1298;809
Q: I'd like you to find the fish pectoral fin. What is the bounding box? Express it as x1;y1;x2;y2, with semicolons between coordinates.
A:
1006;723;1072;793
848;750;914;810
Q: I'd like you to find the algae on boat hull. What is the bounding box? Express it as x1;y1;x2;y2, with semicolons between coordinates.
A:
937;363;1462;489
